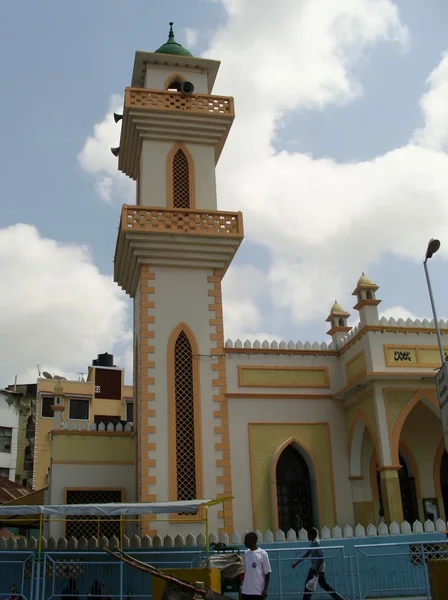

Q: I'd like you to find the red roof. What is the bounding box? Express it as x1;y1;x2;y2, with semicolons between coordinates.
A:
0;476;31;504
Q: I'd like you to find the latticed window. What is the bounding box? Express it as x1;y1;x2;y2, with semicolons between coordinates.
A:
172;149;191;209
174;331;197;504
94;368;122;400
65;489;122;539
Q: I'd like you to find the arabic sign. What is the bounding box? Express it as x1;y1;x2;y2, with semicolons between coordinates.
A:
435;362;448;452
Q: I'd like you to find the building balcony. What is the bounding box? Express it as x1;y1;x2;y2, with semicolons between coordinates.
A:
118;87;235;180
126;88;234;117
114;205;244;297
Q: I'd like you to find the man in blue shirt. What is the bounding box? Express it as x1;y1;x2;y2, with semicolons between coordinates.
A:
292;528;343;599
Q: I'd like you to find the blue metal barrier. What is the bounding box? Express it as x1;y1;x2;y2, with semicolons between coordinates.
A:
263;545;352;600
354;539;448;599
2;540;448;600
42;550;201;600
0;552;35;600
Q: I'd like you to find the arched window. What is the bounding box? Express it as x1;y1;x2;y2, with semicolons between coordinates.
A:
338;317;345;327
172;148;191;209
174;331;197;502
440;452;448;517
376;453;418;523
24;445;33;471
25;415;35;439
276;445;314;532
366;291;373;300
166;78;183;92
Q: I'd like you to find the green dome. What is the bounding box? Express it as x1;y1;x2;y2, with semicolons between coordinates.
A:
155;22;193;57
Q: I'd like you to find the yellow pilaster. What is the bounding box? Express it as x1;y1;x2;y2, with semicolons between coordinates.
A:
379;468;403;524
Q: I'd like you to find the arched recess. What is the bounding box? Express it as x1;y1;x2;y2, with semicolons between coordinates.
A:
164;72;186;91
270;438;321;533
166;143;196;210
391;391;440;464
372;450;419;524
434;440;448;521
349;410;378;478
167;322;203;516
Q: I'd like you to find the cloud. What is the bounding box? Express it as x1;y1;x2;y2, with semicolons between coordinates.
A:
379;305;448;322
78;0;448;339
78;95;134;204
0;224;130;386
413;51;448;151
185;28;198;48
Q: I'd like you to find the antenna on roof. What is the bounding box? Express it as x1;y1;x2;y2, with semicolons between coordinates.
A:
78;372;86;382
37;365;41;377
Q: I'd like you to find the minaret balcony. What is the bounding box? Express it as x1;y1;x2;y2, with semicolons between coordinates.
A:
118;88;235;180
114;205;244;297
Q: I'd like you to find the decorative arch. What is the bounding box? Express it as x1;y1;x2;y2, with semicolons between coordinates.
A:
348;410;378;478
371;444;422;523
270;437;322;532
166;143;196;210
392;391;439;464
167;322;203;518
434;439;448;520
164;72;187;90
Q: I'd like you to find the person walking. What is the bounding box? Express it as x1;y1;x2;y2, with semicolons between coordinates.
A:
292;527;344;600
241;532;271;600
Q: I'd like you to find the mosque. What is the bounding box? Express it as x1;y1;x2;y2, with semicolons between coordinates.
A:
43;24;448;539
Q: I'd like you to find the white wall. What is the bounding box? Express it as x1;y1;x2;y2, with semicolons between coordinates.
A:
139;140;217;210
149;265;222;535
48;464;135;538
144;66;208;94
227;394;354;531
0;392;19;481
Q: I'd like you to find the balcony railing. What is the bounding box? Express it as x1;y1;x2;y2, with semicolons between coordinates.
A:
125;87;234;117
120;206;243;237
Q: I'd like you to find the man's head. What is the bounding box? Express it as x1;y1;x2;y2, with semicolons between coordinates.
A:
308;527;319;542
244;531;258;550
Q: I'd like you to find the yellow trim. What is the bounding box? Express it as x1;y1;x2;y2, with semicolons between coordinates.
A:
249;422;337;531
167;322;204;521
384;344;448;368
345;350;367;385
166;143;196;209
237;365;330;388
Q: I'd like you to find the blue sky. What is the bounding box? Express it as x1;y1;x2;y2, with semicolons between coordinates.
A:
1;0;448;382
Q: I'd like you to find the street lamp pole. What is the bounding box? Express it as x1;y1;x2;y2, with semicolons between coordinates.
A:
423;238;445;366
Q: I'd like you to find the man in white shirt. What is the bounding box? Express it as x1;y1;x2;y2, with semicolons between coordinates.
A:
241;532;271;600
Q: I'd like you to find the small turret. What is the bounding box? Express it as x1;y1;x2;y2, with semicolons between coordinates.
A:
326;301;352;347
352;272;381;326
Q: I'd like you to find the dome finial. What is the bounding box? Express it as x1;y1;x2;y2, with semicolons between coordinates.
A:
155;21;193;57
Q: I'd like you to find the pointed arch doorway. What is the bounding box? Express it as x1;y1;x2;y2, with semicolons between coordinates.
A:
440;451;448;517
376;453;418;523
275;444;315;533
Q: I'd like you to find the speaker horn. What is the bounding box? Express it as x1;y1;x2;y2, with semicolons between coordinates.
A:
110;147;120;157
114;113;123;123
181;81;195;95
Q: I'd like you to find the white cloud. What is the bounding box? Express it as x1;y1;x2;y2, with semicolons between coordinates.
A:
78;0;448;339
413;51;448;151
78;95;135;204
0;224;130;386
379;305;448;322
379;306;423;321
185;28;198;48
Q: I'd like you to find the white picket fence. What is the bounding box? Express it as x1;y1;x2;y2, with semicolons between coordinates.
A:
0;518;446;550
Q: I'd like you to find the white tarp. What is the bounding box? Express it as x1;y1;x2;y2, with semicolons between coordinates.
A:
0;500;214;517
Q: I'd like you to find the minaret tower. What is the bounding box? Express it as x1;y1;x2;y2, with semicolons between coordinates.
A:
113;24;243;536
